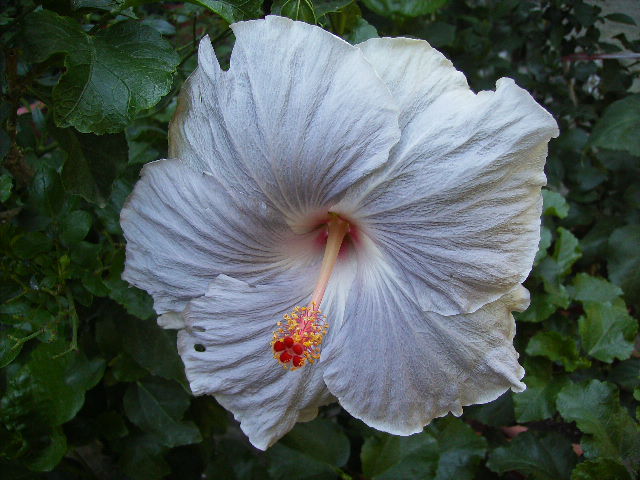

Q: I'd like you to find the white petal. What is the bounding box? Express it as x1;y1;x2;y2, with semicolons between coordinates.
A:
178;274;333;450
157;312;184;329
358;38;469;131
322;260;527;436
169;16;400;221
121;159;296;317
339;38;559;315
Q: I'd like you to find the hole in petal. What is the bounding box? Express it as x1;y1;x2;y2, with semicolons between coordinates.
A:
192;326;205;332
194;344;206;352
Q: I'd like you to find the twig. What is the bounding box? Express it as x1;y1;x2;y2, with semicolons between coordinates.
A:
53;287;80;358
563;52;640;62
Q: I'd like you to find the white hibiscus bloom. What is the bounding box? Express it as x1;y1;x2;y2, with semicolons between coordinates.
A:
120;16;559;450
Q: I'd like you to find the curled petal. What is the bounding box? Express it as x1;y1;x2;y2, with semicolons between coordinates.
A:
178;275;333;450
170;16;400;222
121;159;294;317
322;259;527;435
339;38;559;315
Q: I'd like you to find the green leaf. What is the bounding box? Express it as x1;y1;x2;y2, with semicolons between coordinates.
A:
554;227;582;275
0;331;23;368
28;427;67;472
604;13;637;25
52;126;128;206
591;94;640;156
121;318;184;382
81;271;109;297
272;0;317;23
22;11;85;60
2;341;105;427
526;331;591;372
608;358;640;391
279;418;350;466
345;17;378;44
516;288;570;323
110;353;148;382
268;418;350;479
60;210;92;244
205;438;269;479
315;0;354;17
360;418;486;480
574;2;599;26
514;364;569;422
572;458;632;480
105;251;155;320
66;352;107;392
118;433;170;480
125;0;262;22
0;173;12;202
11;231;53;259
569;273;623;303
464;391;515;427
268;446;337;480
557;380;640;475
607;225;640;302
22;10;179;134
361;0;449;18
536;228;582;287
96;411;129;440
578;299;637;363
181;0;262;23
123;378;201;448
420;21;456;48
29;163;64;217
487;431;576;480
106;279;155;319
430;417;487;480
72;0;126;11
556;380;622;431
361;433;438;479
542;189;569;218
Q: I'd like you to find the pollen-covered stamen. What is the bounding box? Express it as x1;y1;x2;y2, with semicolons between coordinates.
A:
272;304;327;369
272;214;350;370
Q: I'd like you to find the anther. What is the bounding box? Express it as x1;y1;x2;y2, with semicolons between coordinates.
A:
280;352;292;363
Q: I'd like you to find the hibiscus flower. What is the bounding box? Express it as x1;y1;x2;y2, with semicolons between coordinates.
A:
120;16;558;449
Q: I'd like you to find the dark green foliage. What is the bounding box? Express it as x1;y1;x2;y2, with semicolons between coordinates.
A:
607;225;640;302
557;381;640;477
54;127;129;205
1;0;638;478
513;358;570;423
361;0;449;18
590;94;640;156
182;0;264;23
572;458;633;480
123;378;202;448
272;0;318;23
268;418;351;479
360;417;486;480
22;10;179;133
487;431;577;480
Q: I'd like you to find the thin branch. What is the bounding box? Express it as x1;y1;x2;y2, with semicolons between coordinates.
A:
562;51;640;62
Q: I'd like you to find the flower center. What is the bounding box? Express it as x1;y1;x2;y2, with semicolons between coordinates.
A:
272;214;350;370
